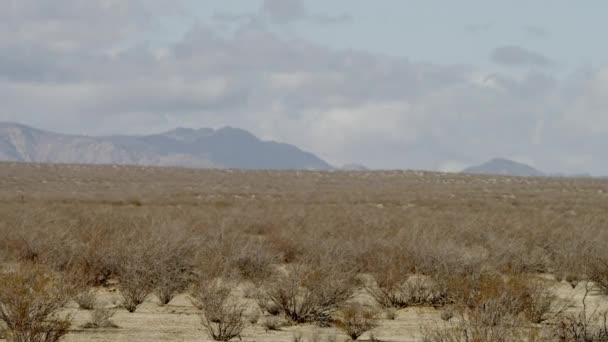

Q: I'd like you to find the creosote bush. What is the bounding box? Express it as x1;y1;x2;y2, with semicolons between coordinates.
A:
367;273;447;309
82;308;118;329
191;278;246;341
556;283;608;342
589;255;608;296
260;261;357;325
335;304;378;340
73;286;97;311
0;265;73;342
117;254;155;313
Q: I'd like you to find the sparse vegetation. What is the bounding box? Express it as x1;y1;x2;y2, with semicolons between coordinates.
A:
1;163;608;341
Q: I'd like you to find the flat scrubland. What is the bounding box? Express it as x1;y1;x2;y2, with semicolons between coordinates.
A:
1;162;608;342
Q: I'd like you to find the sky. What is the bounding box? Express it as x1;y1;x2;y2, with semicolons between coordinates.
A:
1;0;608;174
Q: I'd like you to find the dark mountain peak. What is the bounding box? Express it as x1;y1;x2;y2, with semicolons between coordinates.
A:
463;158;544;177
214;126;260;141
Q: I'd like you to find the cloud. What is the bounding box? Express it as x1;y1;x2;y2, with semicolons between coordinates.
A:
261;0;307;24
465;23;493;33
523;25;550;39
0;0;155;52
215;0;350;26
491;45;554;68
1;0;608;174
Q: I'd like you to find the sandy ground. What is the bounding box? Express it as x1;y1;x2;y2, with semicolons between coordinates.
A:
58;287;443;342
1;278;607;342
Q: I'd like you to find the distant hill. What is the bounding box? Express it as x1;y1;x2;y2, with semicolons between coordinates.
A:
462;158;545;177
0;122;333;170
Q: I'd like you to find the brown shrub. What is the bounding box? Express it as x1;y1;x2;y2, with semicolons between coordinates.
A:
73;287;97;311
555;283;608;342
589;256;608;296
232;238;276;283
81;308;118;329
335;304;378;340
260;262;356;325
0;265;73;342
191;278;246;341
117;252;155;313
367;274;447;309
151;240;196;306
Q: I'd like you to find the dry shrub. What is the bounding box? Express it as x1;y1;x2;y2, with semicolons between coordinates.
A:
521;279;556;324
0;265;73;342
589;256;608;296
260;261;356;325
81;308;118;329
116;220;195;312
64;214;130;286
72;286;97;311
424;299;552;342
440;272;555;324
117;252;155;313
191;278;246;341
557;313;608;342
423;319;552;342
255;294;282;316
555;283;608;342
151;238;196;306
233;238;276;283
424;272;558;342
367;274;446;309
335;304;378;340
261;316;284;331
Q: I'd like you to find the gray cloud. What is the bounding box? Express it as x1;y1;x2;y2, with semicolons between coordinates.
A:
214;0;350;26
523;25;551;39
465;23;493;33
491;45;554;68
261;0;307;24
1;0;607;174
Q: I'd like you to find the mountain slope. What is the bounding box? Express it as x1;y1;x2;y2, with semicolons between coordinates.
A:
0;122;332;170
462;158;544;177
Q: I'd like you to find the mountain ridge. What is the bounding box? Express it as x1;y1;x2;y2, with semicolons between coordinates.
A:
0;122;333;170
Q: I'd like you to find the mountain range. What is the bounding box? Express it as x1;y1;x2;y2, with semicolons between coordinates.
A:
0;122;332;170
